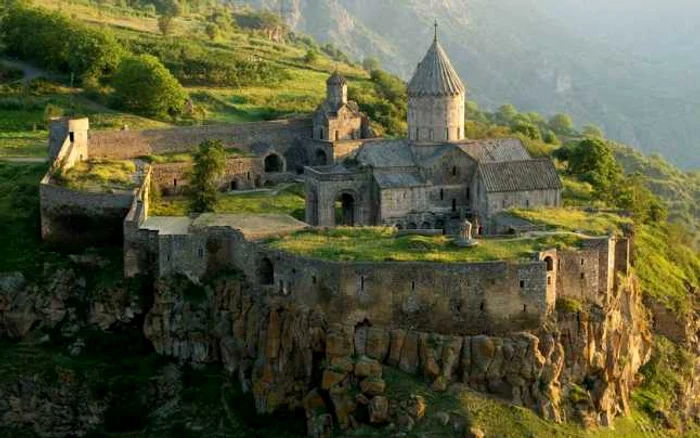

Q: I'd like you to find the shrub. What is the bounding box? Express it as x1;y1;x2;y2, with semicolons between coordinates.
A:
111;54;187;117
0;5;125;81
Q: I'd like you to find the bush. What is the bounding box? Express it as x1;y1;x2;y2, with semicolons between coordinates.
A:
111;55;187;117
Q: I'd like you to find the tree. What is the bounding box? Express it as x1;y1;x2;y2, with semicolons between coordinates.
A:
583;124;604;138
111;55;187;117
567;138;623;202
362;57;381;72
495;104;518;125
615;173;668;224
158;13;174;36
204;22;219;41
189;140;227;213
512;121;542;141
303;49;319;64
548;113;575;135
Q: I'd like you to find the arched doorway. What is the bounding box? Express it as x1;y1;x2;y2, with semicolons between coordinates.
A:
264;154;284;173
407;223;417;230
335;193;356;226
421;222;431;229
315;149;328;166
259;258;274;285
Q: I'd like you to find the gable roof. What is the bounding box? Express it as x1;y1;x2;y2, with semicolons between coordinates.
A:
478;159;562;193
457;138;530;163
355;140;416;168
407;40;465;97
374;171;427;189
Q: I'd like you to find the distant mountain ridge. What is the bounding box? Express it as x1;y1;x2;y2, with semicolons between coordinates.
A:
238;0;700;169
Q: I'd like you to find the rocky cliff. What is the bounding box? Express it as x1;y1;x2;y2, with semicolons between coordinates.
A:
143;271;652;434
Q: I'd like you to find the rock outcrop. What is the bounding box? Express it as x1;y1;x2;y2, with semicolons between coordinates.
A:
144;272;652;433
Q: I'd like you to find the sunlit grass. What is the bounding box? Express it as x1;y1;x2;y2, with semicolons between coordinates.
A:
150;185;306;219
268;227;583;263
509;207;632;236
57;159;137;191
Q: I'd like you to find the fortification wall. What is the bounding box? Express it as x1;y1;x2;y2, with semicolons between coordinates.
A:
555;247;604;304
88;118;313;160
214;237;551;335
40;176;135;245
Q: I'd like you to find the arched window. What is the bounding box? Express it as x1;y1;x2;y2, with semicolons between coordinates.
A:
452;199;457;212
452;166;457;176
544;256;554;272
440;189;444;201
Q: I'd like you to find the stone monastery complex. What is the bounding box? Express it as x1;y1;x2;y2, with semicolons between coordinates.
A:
39;32;632;335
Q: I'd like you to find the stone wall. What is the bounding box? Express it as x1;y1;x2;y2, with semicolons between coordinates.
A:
151;157;264;195
408;94;465;143
210;234;552;335
88;118;313;160
40;175;135;245
379;186;430;221
305;167;376;227
48;118;89;167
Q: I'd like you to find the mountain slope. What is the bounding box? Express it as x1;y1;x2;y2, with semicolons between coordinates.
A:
244;0;700;169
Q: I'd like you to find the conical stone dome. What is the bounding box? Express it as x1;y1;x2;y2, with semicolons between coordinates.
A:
408;39;465;97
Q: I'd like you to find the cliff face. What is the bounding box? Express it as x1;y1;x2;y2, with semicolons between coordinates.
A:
143;272;652;433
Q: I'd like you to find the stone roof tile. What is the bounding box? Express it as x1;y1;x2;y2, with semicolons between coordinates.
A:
479;159;562;192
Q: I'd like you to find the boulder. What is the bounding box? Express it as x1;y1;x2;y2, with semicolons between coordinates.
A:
321;370;346;390
406;395;426;420
387;329;406;366
360;377;386;397
369;396;389;424
399;331;420;374
365;328;390;361
354;356;382;378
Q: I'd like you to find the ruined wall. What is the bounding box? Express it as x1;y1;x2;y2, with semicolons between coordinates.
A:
151;157;264;195
88;118;313;160
40;176;135;245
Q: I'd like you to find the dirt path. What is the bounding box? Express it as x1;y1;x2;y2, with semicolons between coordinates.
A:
1;157;48;164
0;58;57;84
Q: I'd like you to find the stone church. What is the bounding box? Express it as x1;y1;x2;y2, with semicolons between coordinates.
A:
305;31;562;234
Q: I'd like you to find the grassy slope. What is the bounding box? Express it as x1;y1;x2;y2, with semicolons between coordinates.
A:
0;0;371;158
